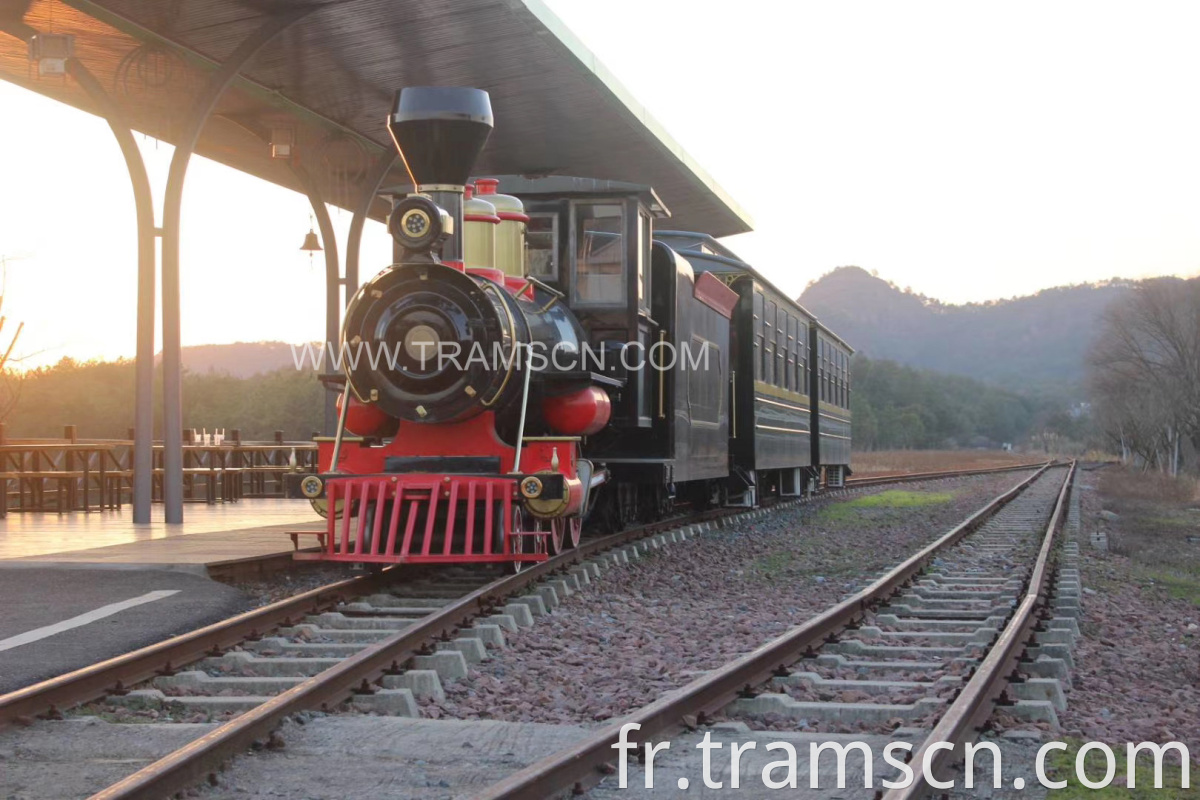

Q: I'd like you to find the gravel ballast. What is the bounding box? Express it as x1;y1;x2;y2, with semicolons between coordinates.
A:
429;471;1038;726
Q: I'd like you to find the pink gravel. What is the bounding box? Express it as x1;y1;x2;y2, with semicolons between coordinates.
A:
222;564;361;608
427;471;1036;726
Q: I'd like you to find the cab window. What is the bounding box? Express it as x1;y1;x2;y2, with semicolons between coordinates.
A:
526;213;558;280
572;203;625;306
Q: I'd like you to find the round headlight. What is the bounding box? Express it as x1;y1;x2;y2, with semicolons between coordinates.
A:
388;195;451;254
401;207;431;237
520;476;544;499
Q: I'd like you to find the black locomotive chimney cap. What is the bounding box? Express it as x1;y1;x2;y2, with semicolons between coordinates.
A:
388;87;494;188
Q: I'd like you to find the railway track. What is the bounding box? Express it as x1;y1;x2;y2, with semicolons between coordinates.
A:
0;462;1052;799
843;461;1046;488
6;505;758;799
470;462;1075;798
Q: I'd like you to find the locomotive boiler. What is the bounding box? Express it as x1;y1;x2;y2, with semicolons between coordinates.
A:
294;86;854;571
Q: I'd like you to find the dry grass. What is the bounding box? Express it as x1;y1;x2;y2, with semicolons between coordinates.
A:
1098;467;1200;591
1099;465;1200;504
851;449;1041;476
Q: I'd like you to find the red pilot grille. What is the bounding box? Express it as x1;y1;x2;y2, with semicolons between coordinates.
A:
310;475;549;564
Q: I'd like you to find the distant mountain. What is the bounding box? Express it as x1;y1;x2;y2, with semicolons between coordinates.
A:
799;267;1134;395
159;342;304;378
171;268;1133;395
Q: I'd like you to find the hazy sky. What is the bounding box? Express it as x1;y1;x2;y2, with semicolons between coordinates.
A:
2;0;1199;368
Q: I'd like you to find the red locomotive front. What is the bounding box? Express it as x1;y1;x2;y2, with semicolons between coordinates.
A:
294;87;610;570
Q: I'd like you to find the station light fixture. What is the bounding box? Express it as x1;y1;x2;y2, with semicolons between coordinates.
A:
28;34;74;77
270;125;295;159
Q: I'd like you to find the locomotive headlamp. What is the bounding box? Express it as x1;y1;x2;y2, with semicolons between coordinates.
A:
389;194;453;256
520;476;544;499
299;475;324;499
525;471;569;518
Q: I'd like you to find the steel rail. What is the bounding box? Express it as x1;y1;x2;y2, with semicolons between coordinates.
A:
882;460;1075;799
84;504;749;800
467;463;1054;800
845;461;1048;488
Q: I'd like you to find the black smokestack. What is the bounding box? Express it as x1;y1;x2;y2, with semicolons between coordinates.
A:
388;87;493;186
388;87;493;264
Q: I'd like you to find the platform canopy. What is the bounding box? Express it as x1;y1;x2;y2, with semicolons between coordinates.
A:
0;0;752;236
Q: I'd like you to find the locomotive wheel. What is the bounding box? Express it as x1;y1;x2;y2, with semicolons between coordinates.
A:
505;506;528;574
565;517;582;549
547;517;565;555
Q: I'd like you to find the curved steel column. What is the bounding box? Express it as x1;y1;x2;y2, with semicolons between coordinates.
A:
0;18;160;524
65;60;158;524
290;164;342;434
159;7;318;522
344;153;398;296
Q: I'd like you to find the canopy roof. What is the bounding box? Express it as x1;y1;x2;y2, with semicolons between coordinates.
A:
0;0;752;236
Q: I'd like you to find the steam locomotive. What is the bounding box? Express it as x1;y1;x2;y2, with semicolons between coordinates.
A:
293;87;853;569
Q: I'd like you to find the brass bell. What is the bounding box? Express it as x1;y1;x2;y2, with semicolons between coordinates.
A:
300;228;322;252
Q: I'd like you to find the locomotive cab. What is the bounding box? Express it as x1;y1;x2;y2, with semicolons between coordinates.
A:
480;176;671;431
476;178;740;525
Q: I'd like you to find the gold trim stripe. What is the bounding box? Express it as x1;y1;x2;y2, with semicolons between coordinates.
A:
755;424;810;436
755;395;810;414
754;380;810;405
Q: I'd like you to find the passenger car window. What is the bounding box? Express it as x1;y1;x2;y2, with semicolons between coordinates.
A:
841;353;847;407
572;203;625;306
841;352;847;407
822;340;830;403
840;352;847;407
637;211;651;312
776;307;787;388
763;300;776;385
798;327;806;395
753;291;764;381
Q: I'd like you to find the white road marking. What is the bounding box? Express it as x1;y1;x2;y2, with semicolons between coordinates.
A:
0;590;181;652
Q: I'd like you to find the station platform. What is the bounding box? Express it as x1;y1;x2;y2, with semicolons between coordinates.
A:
0;501;330;693
0;499;321;577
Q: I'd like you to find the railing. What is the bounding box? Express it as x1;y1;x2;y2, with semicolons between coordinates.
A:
0;425;318;515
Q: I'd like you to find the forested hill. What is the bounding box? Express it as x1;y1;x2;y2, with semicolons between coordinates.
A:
163;342;302;378
799;266;1132;392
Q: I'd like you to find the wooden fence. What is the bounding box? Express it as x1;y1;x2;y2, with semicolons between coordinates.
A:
0;424;319;515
